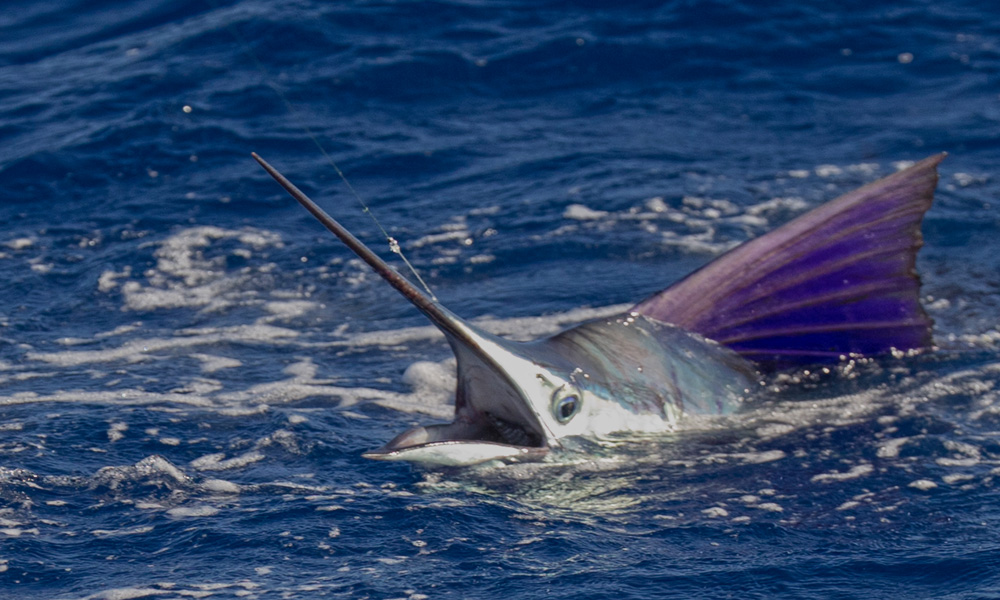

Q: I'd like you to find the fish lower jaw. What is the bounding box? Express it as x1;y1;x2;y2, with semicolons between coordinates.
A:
360;410;549;466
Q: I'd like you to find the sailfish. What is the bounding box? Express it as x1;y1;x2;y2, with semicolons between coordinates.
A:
253;153;944;466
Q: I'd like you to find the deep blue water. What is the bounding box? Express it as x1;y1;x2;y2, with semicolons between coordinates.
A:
3;1;1000;598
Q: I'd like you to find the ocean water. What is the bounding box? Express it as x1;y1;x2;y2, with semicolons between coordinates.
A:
3;0;1000;598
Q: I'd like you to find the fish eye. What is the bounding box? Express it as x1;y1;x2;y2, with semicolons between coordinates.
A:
552;388;581;424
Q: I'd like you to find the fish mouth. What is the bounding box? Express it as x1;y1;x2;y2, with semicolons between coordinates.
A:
362;406;549;467
483;411;544;447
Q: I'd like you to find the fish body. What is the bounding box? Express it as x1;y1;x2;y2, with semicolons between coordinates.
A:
371;312;755;465
253;153;944;466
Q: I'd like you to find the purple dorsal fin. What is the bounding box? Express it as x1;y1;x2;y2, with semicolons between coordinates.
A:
632;154;944;369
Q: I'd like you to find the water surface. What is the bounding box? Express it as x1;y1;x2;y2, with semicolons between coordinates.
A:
2;1;1000;598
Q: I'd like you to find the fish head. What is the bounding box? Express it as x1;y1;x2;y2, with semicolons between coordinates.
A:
362;306;585;466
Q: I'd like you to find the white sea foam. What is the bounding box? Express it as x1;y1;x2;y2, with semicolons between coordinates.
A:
402;360;456;395
190;353;242;373
84;586;168;600
0;527;39;537
107;421;128;442
410;229;471;248
811;463;874;483
166;505;220;518
735;449;786;464
260;300;317;321
201;478;241;494
26;324;299;367
91;525;155;537
90;456;189;492
876;437;909;458
4;237;34;250
190;451;265;472
107;226;284;313
815;164;843;177
563;204;609;220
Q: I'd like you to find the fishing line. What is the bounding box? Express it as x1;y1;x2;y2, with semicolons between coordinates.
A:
210;2;438;300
